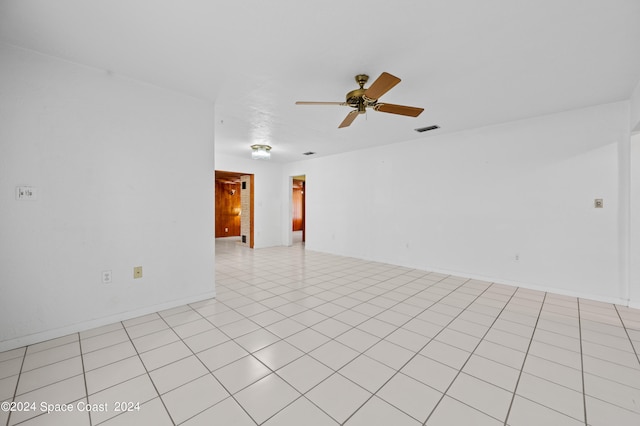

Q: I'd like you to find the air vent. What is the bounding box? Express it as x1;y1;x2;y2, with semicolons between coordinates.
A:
414;125;440;133
303;152;316;156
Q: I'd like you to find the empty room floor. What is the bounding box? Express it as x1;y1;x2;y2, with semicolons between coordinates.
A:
1;239;640;425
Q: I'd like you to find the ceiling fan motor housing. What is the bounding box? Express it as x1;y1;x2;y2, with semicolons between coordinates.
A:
346;74;373;113
345;88;364;105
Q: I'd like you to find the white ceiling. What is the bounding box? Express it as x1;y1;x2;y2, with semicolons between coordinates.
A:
1;0;639;163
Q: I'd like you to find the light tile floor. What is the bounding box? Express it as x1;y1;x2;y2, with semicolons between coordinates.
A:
1;239;640;425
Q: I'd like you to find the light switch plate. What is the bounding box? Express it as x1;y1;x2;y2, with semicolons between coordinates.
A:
16;186;37;200
594;198;603;208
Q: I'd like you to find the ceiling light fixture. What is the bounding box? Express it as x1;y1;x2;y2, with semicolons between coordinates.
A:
251;144;272;160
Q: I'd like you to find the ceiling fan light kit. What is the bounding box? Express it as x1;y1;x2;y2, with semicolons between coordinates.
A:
296;72;424;128
251;144;272;160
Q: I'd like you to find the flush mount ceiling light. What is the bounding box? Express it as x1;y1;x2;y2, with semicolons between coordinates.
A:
251;144;272;160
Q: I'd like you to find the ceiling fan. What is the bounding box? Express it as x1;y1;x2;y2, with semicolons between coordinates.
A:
296;72;424;128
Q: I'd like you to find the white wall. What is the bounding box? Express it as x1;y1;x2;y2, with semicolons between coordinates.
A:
285;102;632;304
631;79;640;132
631;81;640;306
0;44;216;351
631;133;640;308
215;153;284;248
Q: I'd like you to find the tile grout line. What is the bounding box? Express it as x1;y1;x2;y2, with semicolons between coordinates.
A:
577;299;588;426
5;338;99;426
333;277;488;424
5;347;26;426
118;321;176;426
215;265;438;356
261;275;465;426
187;274;418;425
155;310;260;426
77;333;92;426
277;277;460;425
357;279;485;424
111;284;519;426
502;292;547;426
196;268;453;425
418;284;520;426
10;340;103;382
613;305;640;367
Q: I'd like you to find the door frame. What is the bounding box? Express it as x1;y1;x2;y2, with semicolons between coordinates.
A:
214;170;254;248
289;174;306;246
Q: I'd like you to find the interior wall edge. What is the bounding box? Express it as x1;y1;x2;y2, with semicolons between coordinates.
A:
630;77;640;131
0;290;217;353
308;247;629;308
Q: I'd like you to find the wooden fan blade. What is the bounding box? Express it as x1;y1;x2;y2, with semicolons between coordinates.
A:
364;72;401;100
338;110;359;128
296;101;348;106
375;103;424;117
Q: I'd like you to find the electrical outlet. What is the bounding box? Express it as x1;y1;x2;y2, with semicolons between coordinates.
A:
102;270;112;284
133;266;143;279
225;227;228;232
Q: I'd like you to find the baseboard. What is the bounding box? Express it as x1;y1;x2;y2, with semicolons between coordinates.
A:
0;291;216;353
310;248;633;307
428;268;630;307
628;300;640;310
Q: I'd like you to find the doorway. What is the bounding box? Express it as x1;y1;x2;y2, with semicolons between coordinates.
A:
292;175;306;245
215;170;254;248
